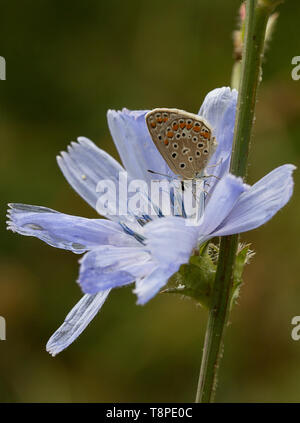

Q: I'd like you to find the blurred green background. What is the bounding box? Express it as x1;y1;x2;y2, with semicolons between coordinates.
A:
1;0;300;402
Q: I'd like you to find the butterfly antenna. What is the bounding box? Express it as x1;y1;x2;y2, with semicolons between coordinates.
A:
148;170;181;184
147;169;173;178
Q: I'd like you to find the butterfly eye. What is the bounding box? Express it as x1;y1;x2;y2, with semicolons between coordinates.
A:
196;151;201;157
173;143;178;149
172;152;178;159
179;119;184;124
180;163;186;169
176;133;181;139
203;149;209;155
188;157;193;162
187;120;192;125
163;112;168;118
192;136;198;142
181;132;186;137
197;142;204;148
182;148;190;154
195;122;201;127
158;135;162;140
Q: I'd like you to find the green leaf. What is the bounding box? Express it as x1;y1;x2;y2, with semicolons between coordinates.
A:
162;242;253;310
162;243;217;309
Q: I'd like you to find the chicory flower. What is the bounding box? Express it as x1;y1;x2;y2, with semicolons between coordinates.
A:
7;87;295;355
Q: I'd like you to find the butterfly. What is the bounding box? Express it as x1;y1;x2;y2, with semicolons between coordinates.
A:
145;108;217;179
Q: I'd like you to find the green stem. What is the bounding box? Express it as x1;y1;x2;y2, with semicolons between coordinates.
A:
196;0;276;403
231;61;242;91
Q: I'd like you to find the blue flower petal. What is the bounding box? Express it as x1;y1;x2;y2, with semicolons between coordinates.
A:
199;87;238;183
7;203;139;253
46;291;110;356
198;174;248;240
107;108;175;183
212;164;296;236
134;266;176;305
57;137;127;218
78;246;154;293
144;216;199;266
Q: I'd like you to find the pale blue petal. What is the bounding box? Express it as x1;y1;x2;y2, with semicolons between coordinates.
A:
78;246;154;293
58;137;154;226
7;203;138;253
198;174;248;239
144;216;199;266
107;108;175;183
46;291;110;356
134;266;176;305
57;137;128;219
199;87;238;183
212;164;296;236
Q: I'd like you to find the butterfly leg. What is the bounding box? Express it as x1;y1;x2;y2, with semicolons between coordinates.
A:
205;158;223;169
204;174;220;180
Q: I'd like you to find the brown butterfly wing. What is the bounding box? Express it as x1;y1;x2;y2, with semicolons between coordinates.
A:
146;108;217;179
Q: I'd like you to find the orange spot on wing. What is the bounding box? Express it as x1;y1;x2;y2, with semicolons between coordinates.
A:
180;122;186;129
163;117;168;122
186;123;193;129
156;117;163;123
167;131;174;138
172;123;179;130
193;126;201;132
150;122;156;128
200;131;210;139
164;139;169;145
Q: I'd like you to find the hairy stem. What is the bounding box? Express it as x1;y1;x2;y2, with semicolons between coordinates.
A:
196;0;278;403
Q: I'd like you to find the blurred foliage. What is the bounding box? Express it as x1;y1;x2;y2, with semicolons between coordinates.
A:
0;0;300;402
